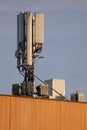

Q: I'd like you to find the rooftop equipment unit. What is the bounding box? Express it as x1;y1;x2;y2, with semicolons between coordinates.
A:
36;84;49;97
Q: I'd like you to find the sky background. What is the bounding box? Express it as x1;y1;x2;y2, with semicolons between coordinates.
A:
0;0;87;101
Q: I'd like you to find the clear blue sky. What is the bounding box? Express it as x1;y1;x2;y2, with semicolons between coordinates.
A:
0;0;87;101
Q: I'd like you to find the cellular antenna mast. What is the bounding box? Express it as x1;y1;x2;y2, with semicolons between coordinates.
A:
14;12;44;96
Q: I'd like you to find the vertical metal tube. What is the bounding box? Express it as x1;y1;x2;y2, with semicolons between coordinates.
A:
26;12;32;66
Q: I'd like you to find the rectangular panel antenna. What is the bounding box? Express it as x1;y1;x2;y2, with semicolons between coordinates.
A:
34;13;44;45
26;12;32;66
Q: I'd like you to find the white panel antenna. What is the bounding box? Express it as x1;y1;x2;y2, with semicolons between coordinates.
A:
34;13;44;53
27;12;32;66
